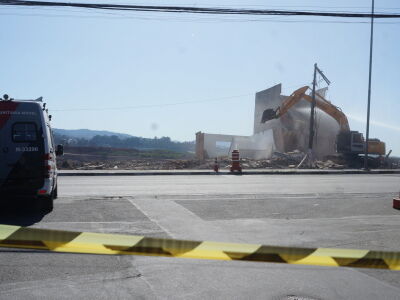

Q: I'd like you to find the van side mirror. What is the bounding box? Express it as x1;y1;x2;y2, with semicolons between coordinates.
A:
55;144;64;156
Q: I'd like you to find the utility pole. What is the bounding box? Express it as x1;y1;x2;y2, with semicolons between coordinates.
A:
308;64;317;152
308;64;330;166
364;0;375;170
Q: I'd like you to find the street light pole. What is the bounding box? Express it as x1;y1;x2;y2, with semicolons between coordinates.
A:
364;0;375;170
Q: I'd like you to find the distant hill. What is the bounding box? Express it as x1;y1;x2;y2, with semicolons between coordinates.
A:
53;128;132;139
53;128;195;154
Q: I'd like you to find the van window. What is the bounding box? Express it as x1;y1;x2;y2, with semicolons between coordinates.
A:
46;124;55;149
12;122;38;142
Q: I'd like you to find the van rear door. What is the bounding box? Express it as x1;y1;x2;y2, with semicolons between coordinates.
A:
0;101;19;189
0;102;45;194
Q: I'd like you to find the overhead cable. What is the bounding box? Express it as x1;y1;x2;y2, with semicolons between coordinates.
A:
1;0;400;19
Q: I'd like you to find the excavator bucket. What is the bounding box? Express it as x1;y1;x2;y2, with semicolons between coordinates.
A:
261;109;277;123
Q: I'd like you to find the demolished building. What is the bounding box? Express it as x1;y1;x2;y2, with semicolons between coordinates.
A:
195;131;275;160
196;84;341;160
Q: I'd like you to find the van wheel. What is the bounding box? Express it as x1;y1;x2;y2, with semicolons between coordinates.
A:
38;195;53;213
53;186;58;199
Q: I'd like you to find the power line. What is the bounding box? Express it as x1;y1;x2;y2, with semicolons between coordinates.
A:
1;1;400;19
50;84;311;112
1;10;400;24
50;93;253;112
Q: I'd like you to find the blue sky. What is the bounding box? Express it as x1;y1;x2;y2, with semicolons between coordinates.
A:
1;0;399;155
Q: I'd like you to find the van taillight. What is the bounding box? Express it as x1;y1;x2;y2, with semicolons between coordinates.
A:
43;154;52;160
43;153;51;178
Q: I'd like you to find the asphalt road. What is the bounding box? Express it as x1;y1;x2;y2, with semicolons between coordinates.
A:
1;174;400;299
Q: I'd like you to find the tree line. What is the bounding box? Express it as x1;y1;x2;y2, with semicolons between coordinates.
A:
54;133;195;153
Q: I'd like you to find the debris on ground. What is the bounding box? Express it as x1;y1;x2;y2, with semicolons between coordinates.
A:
56;147;399;170
315;160;345;169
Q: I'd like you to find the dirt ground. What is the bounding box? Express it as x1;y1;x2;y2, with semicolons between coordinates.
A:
57;147;399;170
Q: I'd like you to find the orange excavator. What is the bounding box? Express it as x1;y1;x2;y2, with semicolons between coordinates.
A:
261;86;386;156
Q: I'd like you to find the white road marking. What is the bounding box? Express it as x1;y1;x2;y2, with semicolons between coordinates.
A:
127;197;239;242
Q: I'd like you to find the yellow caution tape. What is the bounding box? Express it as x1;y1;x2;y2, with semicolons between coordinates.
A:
1;224;399;270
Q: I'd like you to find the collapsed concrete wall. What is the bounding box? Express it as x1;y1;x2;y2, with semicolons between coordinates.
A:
195;131;275;160
231;131;275;159
195;132;250;159
255;84;339;159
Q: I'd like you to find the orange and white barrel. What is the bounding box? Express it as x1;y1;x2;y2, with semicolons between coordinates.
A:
230;150;242;172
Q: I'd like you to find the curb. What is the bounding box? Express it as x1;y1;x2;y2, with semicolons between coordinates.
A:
58;169;400;176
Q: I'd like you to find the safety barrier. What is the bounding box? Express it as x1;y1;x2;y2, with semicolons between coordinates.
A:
1;224;399;270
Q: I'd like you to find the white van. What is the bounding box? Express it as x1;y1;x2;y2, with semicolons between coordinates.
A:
0;95;63;211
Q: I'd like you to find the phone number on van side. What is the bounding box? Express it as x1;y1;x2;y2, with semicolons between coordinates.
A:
16;147;39;152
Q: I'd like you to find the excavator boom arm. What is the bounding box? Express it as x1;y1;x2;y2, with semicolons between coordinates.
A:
276;86;309;116
261;86;308;123
261;85;350;132
302;94;350;132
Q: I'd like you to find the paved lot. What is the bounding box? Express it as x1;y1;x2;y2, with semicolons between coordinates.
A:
1;174;400;299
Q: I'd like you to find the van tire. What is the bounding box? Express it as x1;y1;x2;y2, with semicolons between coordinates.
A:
53;186;58;199
38;195;53;213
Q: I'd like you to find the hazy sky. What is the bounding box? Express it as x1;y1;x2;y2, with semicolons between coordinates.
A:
1;0;399;155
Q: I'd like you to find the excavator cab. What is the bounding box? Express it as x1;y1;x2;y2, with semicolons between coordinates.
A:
336;131;364;154
336;131;385;156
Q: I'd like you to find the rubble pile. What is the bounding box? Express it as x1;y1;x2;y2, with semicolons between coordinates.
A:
59;159;203;170
314;160;345;169
57;150;400;170
57;146;397;170
57;149;353;170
